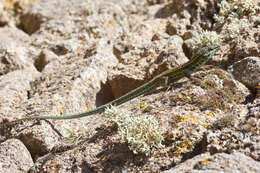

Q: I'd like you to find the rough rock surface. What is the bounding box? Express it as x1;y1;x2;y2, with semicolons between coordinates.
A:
0;0;259;172
0;139;34;172
163;152;260;173
228;56;260;88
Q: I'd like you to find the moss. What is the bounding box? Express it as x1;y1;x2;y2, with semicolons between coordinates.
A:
210;115;235;129
192;69;249;111
200;79;218;89
197;89;232;111
211;69;232;79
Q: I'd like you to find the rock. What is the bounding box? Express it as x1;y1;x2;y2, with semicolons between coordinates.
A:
16;121;61;160
163;152;260;173
0;69;39;121
0;27;38;120
0;0;259;172
110;35;186;98
0;2;9;26
34;49;59;72
228;56;260;88
230;27;260;61
248;96;260;118
0;27;32;75
0;139;34;172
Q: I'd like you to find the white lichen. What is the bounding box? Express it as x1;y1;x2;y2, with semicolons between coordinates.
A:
104;106;164;155
213;0;259;41
225;18;249;39
214;0;260;26
192;30;222;48
232;0;260;16
82;0;97;15
60;120;90;144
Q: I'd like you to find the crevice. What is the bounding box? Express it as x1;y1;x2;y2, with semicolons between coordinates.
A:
34;51;48;72
243;90;257;105
181;133;208;162
18;133;49;162
95;82;115;107
18;13;43;35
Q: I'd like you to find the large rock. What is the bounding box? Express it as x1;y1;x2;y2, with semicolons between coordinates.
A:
163;152;260;173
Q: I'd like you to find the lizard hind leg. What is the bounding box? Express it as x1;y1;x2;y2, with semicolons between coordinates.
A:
184;69;204;85
157;75;170;89
158;76;173;92
184;69;193;79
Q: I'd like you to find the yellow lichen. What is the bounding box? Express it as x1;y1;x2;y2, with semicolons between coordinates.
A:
200;158;211;164
138;103;148;109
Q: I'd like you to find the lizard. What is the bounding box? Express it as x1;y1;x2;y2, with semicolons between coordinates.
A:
8;44;220;124
256;85;260;97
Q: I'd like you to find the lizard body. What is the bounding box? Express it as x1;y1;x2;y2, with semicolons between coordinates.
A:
10;45;220;122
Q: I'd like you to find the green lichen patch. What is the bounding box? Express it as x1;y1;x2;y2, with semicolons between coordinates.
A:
195;69;250;111
210;115;235;130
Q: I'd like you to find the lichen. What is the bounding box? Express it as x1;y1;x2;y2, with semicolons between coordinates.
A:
213;0;259;41
225;18;250;39
192;30;222;48
104;106;165;156
214;0;260;26
210;115;235;129
190;69;249;112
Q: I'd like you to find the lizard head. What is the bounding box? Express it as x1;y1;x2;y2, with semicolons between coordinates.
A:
198;44;220;61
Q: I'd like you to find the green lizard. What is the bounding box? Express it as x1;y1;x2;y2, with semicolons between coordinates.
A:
10;45;220;123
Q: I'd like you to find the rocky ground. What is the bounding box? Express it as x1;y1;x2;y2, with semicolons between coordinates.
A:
0;0;259;172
